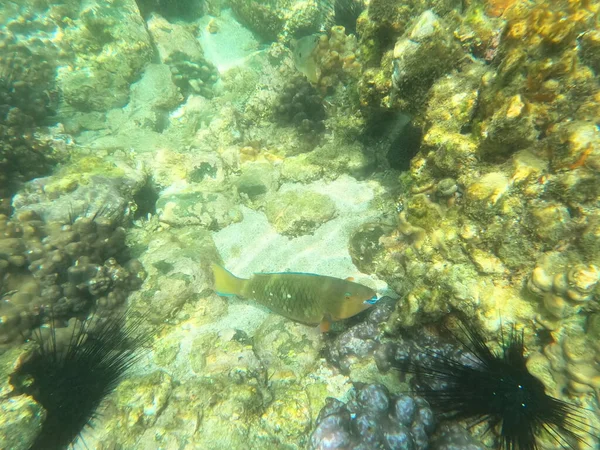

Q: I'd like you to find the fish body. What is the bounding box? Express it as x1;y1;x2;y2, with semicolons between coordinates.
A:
291;34;321;83
212;264;377;329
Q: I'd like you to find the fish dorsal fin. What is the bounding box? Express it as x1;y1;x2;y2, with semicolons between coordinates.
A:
256;271;323;277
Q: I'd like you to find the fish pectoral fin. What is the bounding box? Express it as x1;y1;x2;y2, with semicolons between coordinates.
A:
319;318;331;333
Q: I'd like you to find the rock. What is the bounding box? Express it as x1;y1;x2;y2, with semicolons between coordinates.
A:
511;150;547;185
264;189;337;237
469;248;507;275
281;155;324;183
465;172;510;205
480;94;540;158
392;11;463;106
127;225;224;323
229;0;322;43
405;194;444;231
147;14;205;64
253;315;323;378
12;156;145;223
198;9;263;73
106;63;183;133
424;127;478;176
0;346;45;450
235;162;281;203
579;30;600;74
425;62;487;133
551;121;600;173
306;141;376;180
0;395;43;450
114;371;173;429
129;63;182;111
156;186;242;230
58;0;153;112
529;200;572;244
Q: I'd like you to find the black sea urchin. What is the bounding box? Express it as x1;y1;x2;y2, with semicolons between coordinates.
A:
319;0;366;36
406;316;590;450
12;310;153;450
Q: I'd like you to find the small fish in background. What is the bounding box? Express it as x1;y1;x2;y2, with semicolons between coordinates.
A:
212;263;378;332
291;34;322;83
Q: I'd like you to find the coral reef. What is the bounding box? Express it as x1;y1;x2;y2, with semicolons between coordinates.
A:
166;51;219;99
274;75;326;134
229;0;324;42
531;319;600;402
528;252;599;321
364;0;460;40
0;209;144;347
147;15;219;99
312;26;363;93
342;0;600;441
0;31;64;214
355;0;463;110
0;0;598;447
357;0;600;324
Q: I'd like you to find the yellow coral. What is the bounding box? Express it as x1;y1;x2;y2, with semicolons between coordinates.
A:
312;26;362;93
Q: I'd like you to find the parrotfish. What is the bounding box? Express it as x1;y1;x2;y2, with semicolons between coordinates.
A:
212;264;378;331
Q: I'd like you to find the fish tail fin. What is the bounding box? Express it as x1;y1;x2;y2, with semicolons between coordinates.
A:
212;263;245;297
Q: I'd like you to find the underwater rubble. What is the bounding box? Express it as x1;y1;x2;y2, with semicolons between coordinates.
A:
0;0;598;448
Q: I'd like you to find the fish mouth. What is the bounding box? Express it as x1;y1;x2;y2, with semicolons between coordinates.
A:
363;295;378;305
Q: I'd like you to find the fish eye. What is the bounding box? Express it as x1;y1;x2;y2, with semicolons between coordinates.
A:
344;292;351;299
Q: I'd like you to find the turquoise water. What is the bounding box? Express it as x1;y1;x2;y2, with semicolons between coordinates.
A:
1;0;599;448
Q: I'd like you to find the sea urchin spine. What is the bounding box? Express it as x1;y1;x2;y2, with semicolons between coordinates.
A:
12;309;153;450
405;315;593;450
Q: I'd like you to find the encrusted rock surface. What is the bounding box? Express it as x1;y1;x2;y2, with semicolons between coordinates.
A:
1;0;599;447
